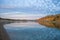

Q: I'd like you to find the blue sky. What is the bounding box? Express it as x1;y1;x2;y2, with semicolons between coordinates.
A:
0;0;60;19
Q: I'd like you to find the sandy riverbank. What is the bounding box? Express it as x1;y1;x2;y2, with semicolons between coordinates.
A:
0;22;10;40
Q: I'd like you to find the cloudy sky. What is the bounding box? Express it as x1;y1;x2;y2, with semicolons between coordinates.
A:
0;0;60;20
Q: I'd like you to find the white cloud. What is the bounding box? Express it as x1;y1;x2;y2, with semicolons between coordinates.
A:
0;0;60;13
0;12;47;20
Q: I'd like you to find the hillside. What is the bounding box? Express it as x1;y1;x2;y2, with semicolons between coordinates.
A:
38;14;60;29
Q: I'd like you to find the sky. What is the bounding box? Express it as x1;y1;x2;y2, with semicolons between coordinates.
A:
0;0;60;20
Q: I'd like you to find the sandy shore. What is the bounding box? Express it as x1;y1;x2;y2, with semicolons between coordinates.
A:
0;22;10;40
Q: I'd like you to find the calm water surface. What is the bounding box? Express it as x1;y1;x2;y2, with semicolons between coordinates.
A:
4;22;60;40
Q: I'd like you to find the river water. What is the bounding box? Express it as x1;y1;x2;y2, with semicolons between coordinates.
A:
4;21;60;40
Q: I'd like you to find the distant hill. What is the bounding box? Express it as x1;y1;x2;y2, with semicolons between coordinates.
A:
0;17;37;23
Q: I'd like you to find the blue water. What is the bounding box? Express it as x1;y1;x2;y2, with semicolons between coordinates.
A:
4;22;60;40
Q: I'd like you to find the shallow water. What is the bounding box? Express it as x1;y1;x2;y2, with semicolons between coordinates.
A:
4;22;60;40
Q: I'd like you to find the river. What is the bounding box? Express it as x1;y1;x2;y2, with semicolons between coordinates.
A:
4;21;60;40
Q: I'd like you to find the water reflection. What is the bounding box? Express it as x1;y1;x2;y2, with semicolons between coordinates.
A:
4;22;46;30
3;21;60;40
38;21;60;29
